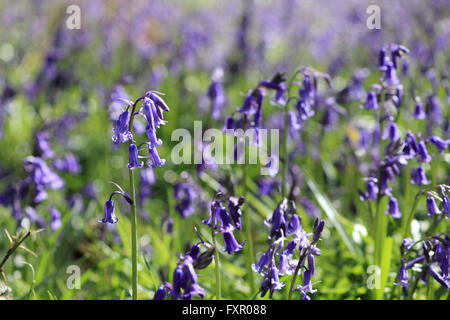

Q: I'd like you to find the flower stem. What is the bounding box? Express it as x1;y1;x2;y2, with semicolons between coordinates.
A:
129;168;138;300
373;89;388;300
282;101;289;197
288;248;309;300
211;203;221;300
242;114;256;295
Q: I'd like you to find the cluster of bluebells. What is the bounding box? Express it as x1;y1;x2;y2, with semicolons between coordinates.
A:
223;72;287;149
425;186;450;219
252;198;325;299
0;120;84;231
100;90;170;224
358;44;445;219
154;241;215;300
395;185;450;295
174;182;198;218
396;234;450;295
207;72;226;120
203;193;246;254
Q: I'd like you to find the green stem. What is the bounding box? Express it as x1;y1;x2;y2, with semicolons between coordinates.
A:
129;169;138;300
211;203;221;300
288;248;310;300
373;89;388;300
282;101;289;197
242;115;255;295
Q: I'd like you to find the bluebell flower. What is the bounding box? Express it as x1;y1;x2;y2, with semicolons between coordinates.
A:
204;194;246;254
287;213;302;236
207;81;226;120
402;238;415;253
147;145;166;167
112;110;132;144
295;269;317;300
174;182;197;218
171;256;205;300
146;122;163;149
362;91;379;110
386;196;402;219
146;91;170;112
288;110;302;135
35;130;55;159
307;253;316;276
296;88;315;120
260;264;285;299
413;98;426;119
434;237;449;279
303;74;315;98
188;243;201;260
253;88;264;130
395;265;409;293
172;266;185;300
23;156;64;203
402;131;419;158
53;153;81;174
381;61;400;86
426;196;441;218
417;141;432;163
223;115;235;131
321;106;339;132
153;285;167;300
228;196;245;230
428;136;449;154
259;72;287;105
266;199;289;239
410;166;430;186
359;178;379;202
443;197;450;219
143;97;167;129
390;44;409;69
252;251;270;275
378;46;387;68
426;95;442;124
100;199;118;224
312;219;325;242
222;230;245;254
284;238;299;256
404;255;425;269
127;144;143;169
50;205;62;231
383;121;400;141
239;93;255;114
428;264;450;289
23;207;46;229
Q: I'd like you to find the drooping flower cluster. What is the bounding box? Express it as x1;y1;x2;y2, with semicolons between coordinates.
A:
396;234;450;295
0;117;85;231
101;90;170;224
154;242;215;300
174;182;198;218
207;78;226;120
253;198;325;299
111;90;169;167
395;185;450;295
223;72;287;150
203;193;246;254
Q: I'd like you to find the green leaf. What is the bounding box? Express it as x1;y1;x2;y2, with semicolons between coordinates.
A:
303;169;361;258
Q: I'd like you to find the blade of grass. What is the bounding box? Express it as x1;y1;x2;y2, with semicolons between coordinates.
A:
303;169;361;258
